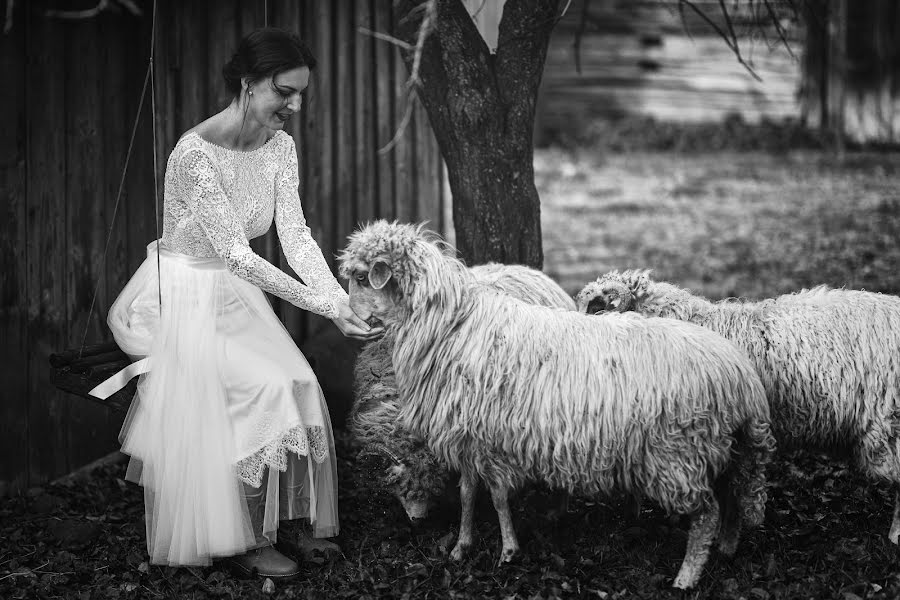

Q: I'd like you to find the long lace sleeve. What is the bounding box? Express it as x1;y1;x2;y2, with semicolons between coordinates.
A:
178;147;340;319
274;136;349;308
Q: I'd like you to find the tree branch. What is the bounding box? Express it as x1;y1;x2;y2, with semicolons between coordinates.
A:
44;0;143;19
678;0;762;82
378;0;437;154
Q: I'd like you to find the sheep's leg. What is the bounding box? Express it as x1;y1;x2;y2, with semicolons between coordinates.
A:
626;490;643;520
715;486;741;557
488;483;520;564
889;487;900;545
450;472;477;561
672;498;720;590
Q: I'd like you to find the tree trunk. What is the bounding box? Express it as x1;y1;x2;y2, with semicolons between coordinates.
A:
801;0;900;144
394;0;561;268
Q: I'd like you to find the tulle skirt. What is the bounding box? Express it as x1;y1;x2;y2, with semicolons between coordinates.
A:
106;241;339;566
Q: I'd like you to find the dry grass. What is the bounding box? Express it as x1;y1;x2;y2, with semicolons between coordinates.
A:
538;149;900;300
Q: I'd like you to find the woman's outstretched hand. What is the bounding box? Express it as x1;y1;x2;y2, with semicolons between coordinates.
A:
332;302;383;341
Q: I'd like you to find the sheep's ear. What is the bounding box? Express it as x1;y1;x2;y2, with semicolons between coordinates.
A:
368;261;392;290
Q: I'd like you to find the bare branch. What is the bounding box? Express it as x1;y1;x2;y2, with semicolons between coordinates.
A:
358;26;413;51
762;0;797;59
378;92;417;155
572;0;591;75
379;0;437;154
45;0;142;20
678;0;763;82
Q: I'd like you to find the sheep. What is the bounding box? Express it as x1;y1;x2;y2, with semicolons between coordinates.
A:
350;262;577;522
339;221;776;590
575;269;900;543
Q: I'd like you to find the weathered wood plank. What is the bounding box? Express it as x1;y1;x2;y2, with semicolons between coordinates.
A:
305;0;336;334
179;2;210;136
208;0;238;115
24;9;68;486
270;0;307;340
64;16;118;474
0;2;29;491
50;369;133;415
335;0;356;247
354;0;377;227
393;40;414;222
374;0;396;220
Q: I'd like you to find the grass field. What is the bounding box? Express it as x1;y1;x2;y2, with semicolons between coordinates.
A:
538;149;900;300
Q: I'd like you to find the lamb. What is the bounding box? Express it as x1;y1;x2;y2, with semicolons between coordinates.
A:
339;221;775;589
350;262;577;522
575;269;900;542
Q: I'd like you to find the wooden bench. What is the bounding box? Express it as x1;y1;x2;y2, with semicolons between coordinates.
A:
49;342;134;413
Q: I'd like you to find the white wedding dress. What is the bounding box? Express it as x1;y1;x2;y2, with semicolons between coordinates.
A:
104;130;345;566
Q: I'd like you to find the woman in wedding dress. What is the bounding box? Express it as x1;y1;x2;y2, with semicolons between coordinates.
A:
98;27;381;578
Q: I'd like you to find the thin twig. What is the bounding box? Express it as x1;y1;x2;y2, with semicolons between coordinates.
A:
678;0;763;81
0;561;51;582
573;0;591;75
45;0;109;19
762;0;797;59
45;0;142;19
3;0;14;34
379;0;437;154
358;26;413;51
379;93;417;155
470;0;488;20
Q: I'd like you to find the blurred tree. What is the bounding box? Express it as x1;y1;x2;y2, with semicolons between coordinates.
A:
800;0;900;145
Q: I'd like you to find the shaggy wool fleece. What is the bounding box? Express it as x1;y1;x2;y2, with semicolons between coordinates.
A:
340;222;774;519
577;269;900;482
349;262;577;512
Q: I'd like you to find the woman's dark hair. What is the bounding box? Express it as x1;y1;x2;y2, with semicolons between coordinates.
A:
222;27;317;97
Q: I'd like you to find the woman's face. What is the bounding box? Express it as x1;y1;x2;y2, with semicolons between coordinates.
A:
245;66;310;131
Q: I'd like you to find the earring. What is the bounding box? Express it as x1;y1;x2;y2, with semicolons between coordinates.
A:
248;89;253;96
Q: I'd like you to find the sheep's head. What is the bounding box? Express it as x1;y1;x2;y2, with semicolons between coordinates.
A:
575;269;652;314
338;220;465;327
359;442;449;523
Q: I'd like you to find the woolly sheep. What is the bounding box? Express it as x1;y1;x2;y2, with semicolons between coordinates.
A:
339;221;775;589
350;262;577;522
576;269;900;543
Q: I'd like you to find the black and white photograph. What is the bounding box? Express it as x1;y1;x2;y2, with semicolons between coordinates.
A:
2;0;900;598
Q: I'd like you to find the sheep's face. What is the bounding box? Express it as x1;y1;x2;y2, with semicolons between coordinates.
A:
339;221;464;324
575;269;652;314
383;453;449;523
347;265;403;326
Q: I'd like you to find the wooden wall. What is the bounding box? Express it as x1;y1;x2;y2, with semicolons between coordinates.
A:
536;0;802;142
0;0;446;493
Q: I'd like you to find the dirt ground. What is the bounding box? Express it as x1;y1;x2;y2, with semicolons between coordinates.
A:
4;148;900;599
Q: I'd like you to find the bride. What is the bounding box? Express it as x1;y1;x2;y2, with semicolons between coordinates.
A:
94;27;381;579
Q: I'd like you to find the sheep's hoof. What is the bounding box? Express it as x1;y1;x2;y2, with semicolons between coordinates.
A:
716;530;740;557
449;542;470;561
497;546;519;565
672;570;698;591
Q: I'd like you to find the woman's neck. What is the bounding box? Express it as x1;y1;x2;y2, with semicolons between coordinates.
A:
211;101;271;151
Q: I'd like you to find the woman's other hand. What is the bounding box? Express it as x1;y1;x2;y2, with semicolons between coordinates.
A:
332;302;383;341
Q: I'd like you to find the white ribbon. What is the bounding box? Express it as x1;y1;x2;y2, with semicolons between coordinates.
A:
88;357;152;400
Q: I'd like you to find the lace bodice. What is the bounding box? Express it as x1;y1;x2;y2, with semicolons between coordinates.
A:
161;130;347;319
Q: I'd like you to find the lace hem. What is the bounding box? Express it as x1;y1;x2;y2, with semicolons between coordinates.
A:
236;425;329;487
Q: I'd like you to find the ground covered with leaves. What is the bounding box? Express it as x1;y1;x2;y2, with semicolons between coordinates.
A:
6;145;900;598
2;437;900;600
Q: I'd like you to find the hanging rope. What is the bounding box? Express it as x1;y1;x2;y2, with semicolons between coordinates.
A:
78;0;160;358
150;0;161;315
